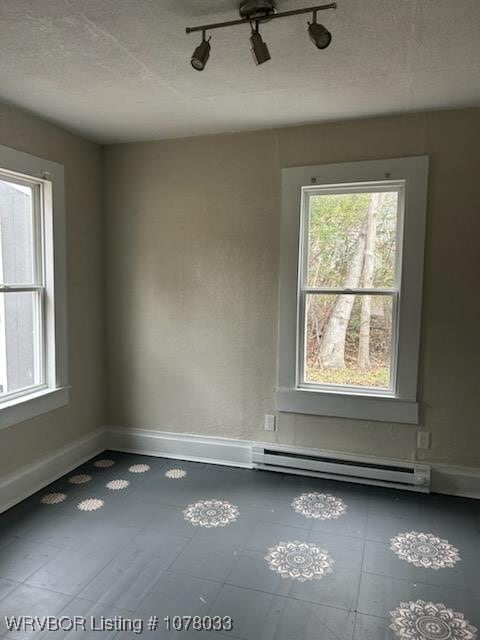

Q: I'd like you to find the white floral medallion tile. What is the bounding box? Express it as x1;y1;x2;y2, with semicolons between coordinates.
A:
183;499;239;528
68;474;92;485
93;459;115;469
390;531;460;569
291;492;347;520
77;498;104;512
165;468;187;479
40;492;67;505
106;479;130;491
265;540;334;582
128;464;150;473
390;600;477;640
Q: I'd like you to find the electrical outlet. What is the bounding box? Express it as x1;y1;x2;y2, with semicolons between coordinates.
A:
417;431;431;450
264;414;276;432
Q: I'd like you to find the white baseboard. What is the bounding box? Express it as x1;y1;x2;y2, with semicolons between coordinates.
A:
0;427;106;514
430;463;480;499
107;426;253;468
107;426;479;499
2;425;478;514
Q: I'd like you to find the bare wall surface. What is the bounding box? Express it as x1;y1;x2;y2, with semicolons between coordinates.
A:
0;102;104;476
105;109;480;468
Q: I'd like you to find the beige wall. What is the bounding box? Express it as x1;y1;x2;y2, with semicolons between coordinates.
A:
105;108;480;468
0;103;104;477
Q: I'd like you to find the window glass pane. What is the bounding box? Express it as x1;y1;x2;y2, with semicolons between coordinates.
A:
0;179;35;284
304;293;393;390
307;191;398;289
0;292;42;395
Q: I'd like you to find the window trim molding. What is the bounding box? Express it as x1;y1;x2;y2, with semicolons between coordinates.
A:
276;156;429;425
0;144;68;429
0;386;70;431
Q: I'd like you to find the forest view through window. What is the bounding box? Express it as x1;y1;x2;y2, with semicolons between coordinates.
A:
299;184;403;393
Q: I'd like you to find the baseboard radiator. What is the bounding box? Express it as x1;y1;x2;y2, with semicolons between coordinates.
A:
252;445;431;493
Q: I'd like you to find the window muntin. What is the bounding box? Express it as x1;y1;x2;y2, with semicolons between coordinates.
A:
0;172;46;400
297;182;404;395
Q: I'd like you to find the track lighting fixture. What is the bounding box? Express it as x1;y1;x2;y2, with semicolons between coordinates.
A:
191;31;211;71
186;2;336;70
250;22;271;65
308;11;332;49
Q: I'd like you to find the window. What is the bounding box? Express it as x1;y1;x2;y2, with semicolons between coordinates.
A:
299;184;402;393
0;145;68;430
277;157;429;424
0;173;44;397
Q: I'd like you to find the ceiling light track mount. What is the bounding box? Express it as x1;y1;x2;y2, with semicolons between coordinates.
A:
239;0;277;21
186;2;336;34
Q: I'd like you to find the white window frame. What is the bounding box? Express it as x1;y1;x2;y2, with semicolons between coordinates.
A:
0;144;69;430
276;156;429;424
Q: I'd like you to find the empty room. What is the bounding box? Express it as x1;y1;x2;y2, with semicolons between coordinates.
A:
0;1;479;638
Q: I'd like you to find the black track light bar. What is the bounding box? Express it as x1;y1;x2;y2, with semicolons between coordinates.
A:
186;2;336;35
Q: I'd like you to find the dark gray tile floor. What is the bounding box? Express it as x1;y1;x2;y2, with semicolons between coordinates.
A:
0;451;479;639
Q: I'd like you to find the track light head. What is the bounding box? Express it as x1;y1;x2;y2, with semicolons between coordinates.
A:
308;19;332;50
250;23;271;65
191;33;211;71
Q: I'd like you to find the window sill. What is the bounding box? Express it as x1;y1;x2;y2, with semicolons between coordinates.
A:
0;386;70;431
275;387;418;424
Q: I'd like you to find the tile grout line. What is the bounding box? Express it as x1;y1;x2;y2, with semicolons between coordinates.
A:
352;492;370;638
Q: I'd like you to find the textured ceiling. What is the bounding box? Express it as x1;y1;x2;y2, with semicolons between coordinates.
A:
0;0;479;143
